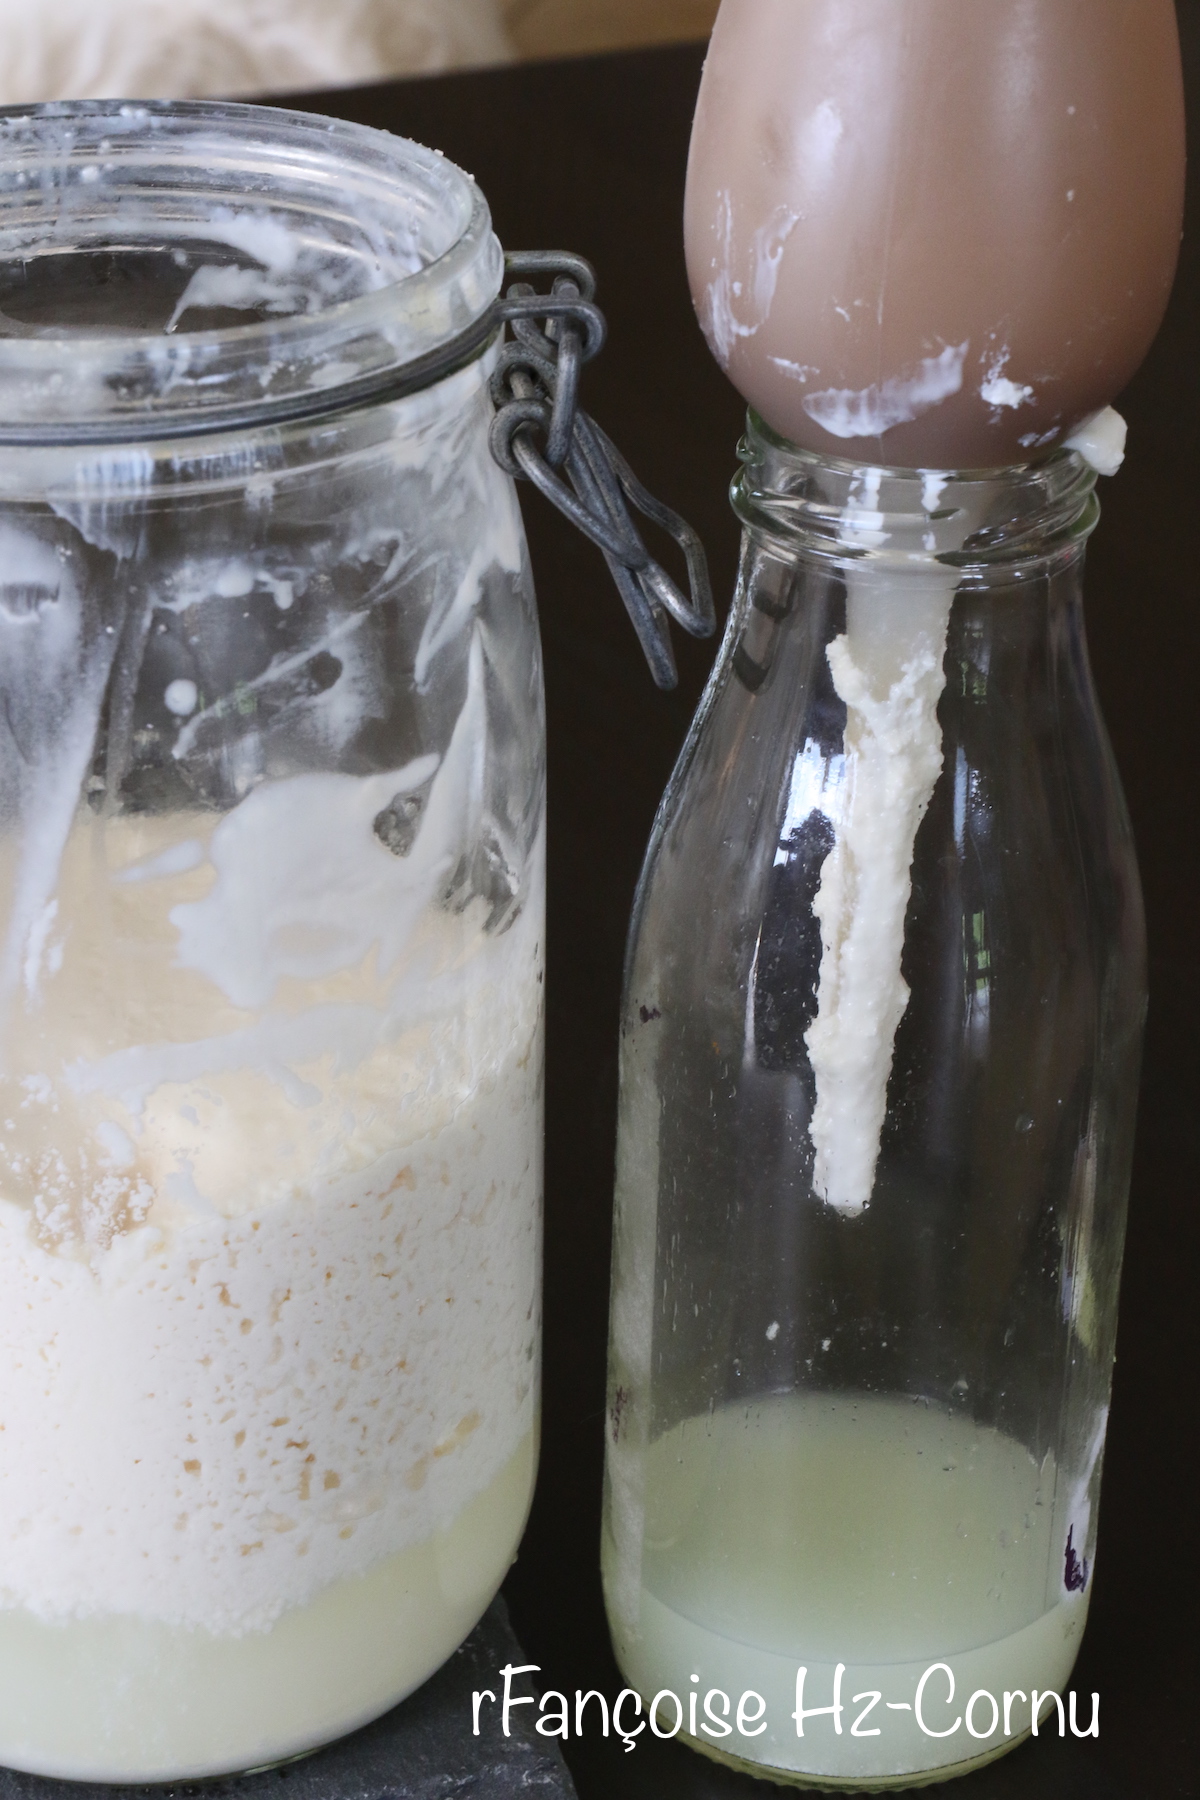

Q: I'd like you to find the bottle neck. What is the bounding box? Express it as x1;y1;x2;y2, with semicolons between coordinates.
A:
731;411;1100;585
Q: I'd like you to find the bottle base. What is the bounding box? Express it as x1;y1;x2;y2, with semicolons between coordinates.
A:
678;1724;1031;1791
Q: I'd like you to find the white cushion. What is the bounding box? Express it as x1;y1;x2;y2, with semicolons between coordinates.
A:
0;0;513;104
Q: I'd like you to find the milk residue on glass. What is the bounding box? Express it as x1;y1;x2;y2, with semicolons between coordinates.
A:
0;103;545;1780
683;0;1182;1214
602;0;1180;1787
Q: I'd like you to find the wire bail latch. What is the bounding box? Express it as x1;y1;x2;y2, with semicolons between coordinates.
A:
489;251;714;689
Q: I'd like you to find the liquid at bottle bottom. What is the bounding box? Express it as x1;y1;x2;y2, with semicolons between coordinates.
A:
0;1429;535;1782
604;1395;1089;1786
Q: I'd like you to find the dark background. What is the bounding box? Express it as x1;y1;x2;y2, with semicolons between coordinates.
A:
288;10;1199;1794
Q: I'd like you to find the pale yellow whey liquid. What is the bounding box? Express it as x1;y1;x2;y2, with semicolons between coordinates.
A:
0;1431;534;1782
605;1394;1087;1786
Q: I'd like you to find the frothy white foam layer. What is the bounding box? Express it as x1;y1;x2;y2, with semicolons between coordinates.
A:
0;728;543;1634
0;974;540;1631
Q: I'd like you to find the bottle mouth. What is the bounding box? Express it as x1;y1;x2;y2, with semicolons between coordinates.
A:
0;100;502;443
733;409;1101;575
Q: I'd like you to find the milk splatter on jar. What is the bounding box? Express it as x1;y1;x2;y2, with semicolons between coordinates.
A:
0;101;543;1780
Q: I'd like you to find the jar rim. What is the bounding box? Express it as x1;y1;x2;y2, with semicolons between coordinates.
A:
0;100;503;443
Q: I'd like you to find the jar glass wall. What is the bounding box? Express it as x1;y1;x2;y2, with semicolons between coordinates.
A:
603;418;1144;1788
0;103;544;1781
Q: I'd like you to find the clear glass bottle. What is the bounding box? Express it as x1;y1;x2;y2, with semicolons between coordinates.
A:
0;102;543;1780
602;415;1145;1788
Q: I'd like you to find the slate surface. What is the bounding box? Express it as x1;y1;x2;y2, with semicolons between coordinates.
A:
0;1599;576;1800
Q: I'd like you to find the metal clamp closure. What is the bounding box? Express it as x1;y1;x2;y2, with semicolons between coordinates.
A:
490;251;714;689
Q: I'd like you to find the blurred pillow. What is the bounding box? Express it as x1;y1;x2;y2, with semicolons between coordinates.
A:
0;0;513;103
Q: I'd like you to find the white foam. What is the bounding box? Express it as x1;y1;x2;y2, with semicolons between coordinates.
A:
1065;406;1127;476
0;637;544;1634
981;374;1035;410
805;566;956;1213
0;805;544;1631
981;349;1035;411
0;970;541;1632
802;476;975;1214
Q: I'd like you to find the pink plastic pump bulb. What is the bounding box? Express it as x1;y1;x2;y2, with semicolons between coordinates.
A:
684;0;1186;470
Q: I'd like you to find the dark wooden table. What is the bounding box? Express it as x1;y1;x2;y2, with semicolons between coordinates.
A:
287;17;1199;1797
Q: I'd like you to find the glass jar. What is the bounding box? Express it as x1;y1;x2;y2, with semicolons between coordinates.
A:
602;415;1145;1788
0;102;543;1781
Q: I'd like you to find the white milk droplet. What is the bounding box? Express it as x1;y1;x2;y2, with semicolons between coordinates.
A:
164;679;198;717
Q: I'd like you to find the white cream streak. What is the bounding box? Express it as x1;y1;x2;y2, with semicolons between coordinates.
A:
803;416;1127;1214
805;561;957;1214
702;189;800;370
803;342;968;440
